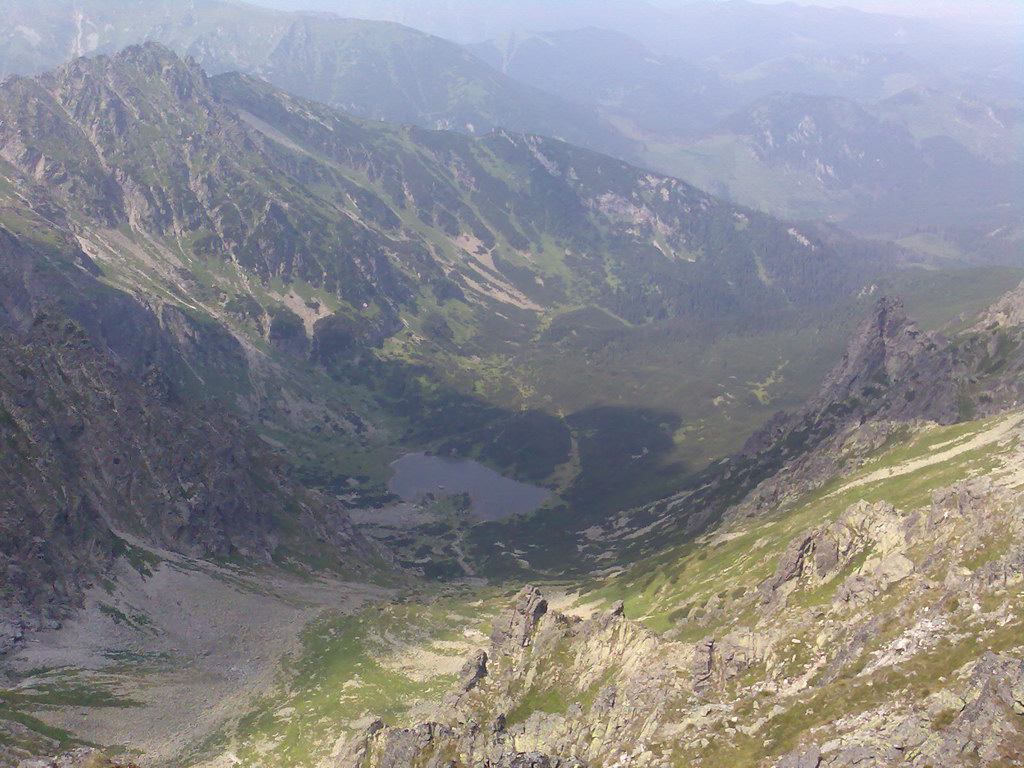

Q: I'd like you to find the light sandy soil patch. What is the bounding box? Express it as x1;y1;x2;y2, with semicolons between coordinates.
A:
380;646;467;683
460;265;543;311
265;288;330;335
546;589;603;621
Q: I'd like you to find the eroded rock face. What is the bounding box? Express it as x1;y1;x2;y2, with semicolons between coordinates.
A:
490;586;549;650
759;499;916;608
458;649;489;692
0;311;378;654
773;651;1024;768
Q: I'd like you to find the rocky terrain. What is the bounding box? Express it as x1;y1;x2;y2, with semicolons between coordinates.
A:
12;279;1019;768
326;288;1024;768
347;457;1024;768
0;211;395;645
0;24;1021;768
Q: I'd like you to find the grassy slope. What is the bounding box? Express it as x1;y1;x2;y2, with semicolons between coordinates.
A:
585;414;1013;631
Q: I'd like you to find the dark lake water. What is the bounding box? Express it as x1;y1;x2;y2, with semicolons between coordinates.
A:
387;453;551;521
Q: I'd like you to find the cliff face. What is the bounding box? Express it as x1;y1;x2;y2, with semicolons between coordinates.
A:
744;296;960;457
0;224;382;654
0;309;379;652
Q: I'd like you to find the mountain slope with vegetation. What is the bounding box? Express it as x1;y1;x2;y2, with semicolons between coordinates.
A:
471;25;1021;250
18;259;1024;768
1;34;1024;768
327;286;1024;768
2;0;1017;258
0;210;386;658
0;42;974;518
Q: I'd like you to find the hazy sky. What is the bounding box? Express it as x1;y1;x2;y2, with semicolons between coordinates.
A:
256;0;1024;27
721;0;1023;24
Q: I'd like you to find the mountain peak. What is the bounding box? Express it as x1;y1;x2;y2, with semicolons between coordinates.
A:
53;41;202;83
814;294;938;411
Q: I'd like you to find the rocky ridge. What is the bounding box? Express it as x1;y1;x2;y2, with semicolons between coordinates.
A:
560;287;1024;570
344;461;1024;767
330;286;1024;768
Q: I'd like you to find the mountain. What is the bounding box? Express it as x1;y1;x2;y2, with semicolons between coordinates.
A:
2;8;1024;768
0;0;634;158
467;24;1021;247
3;44;1024;766
233;0;675;45
653;1;1019;83
0;205;386;654
29;265;1024;768
0;42;951;519
300;286;1024;768
876;85;1024;165
648;92;1022;238
467;278;1024;576
2;0;1017;258
470;1;1019;105
470;27;739;139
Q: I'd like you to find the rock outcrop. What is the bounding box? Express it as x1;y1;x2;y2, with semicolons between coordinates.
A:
341;451;1024;767
489;586;549;649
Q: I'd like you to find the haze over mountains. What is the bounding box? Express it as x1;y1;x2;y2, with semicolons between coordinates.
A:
0;0;1018;250
0;2;1022;767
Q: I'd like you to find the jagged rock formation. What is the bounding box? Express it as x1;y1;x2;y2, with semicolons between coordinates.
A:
346;466;1024;767
488;585;548;649
566;286;1024;568
745;296;960;456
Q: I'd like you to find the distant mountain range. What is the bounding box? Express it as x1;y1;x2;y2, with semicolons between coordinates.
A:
0;0;635;157
472;24;1022;246
650;91;1021;237
0;0;1019;249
